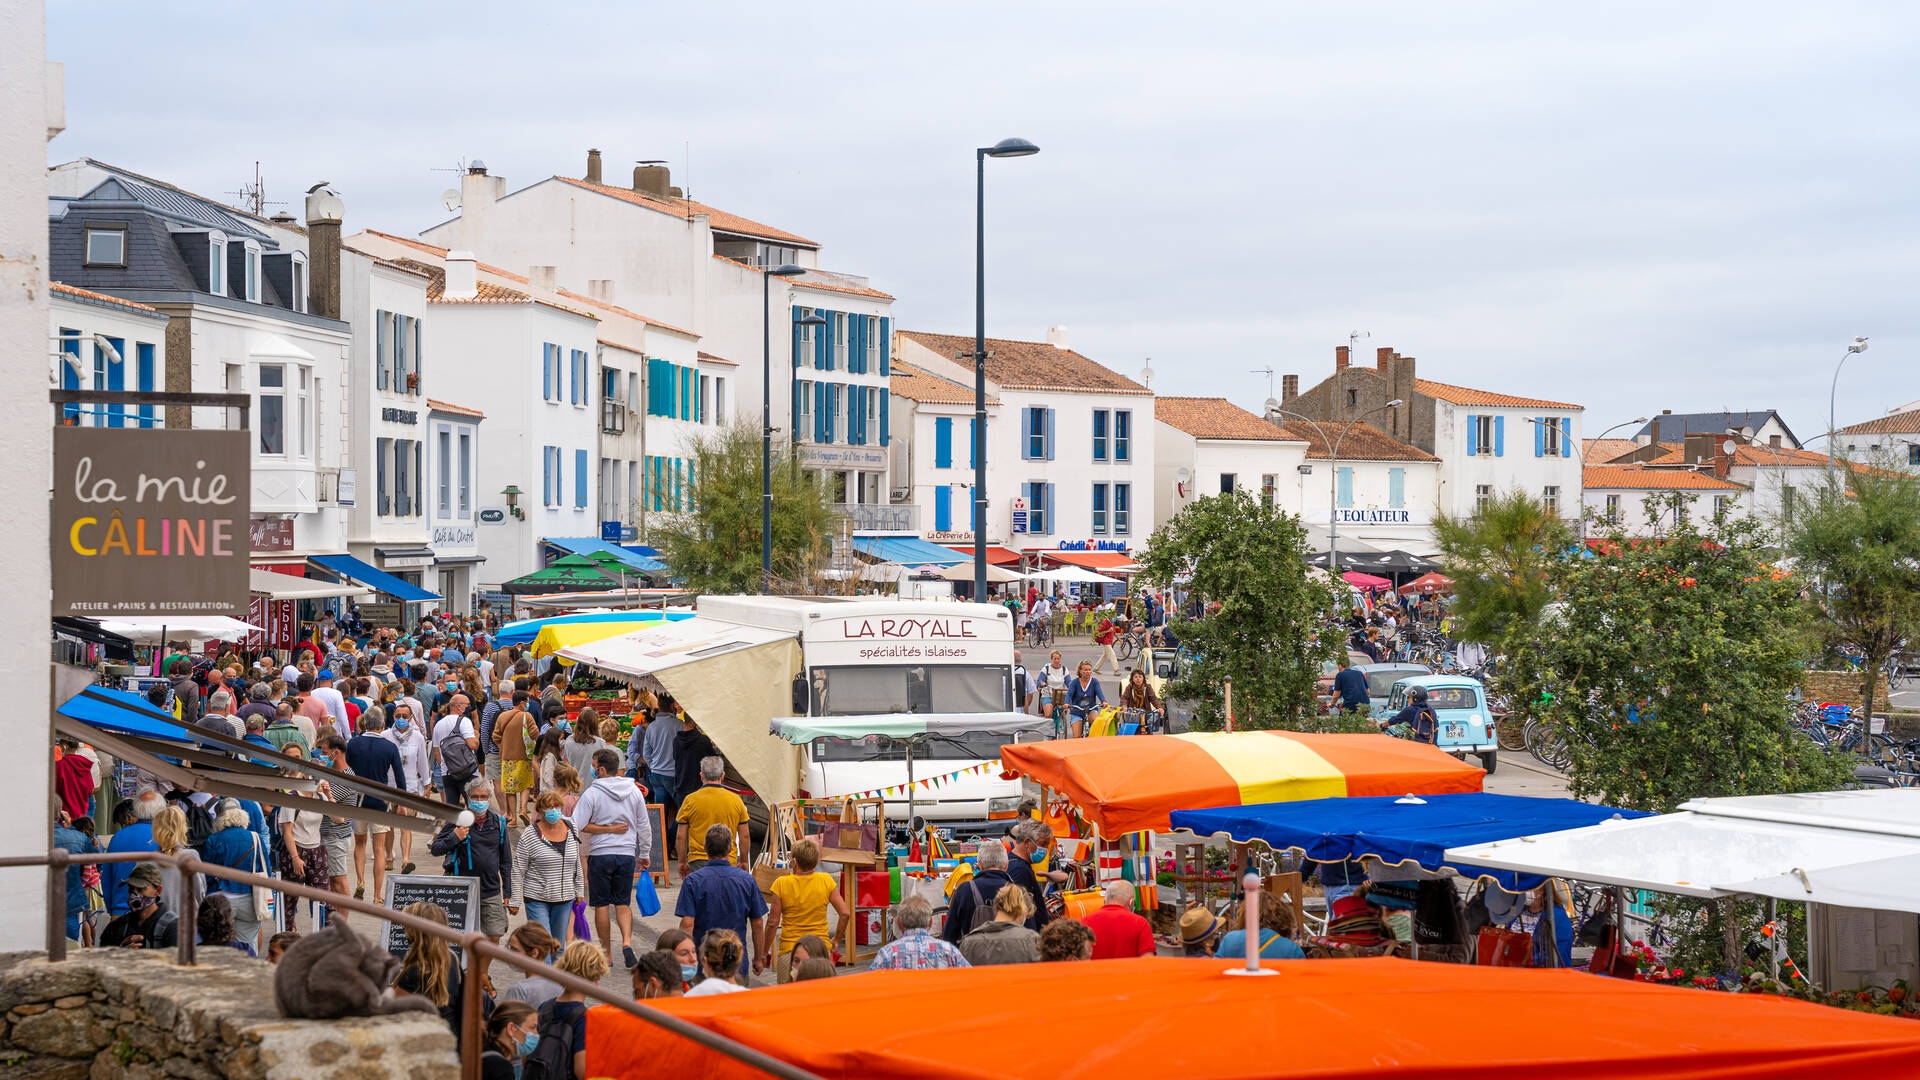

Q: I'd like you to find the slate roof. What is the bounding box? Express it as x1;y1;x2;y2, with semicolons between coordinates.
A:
1634;410;1799;446
1155;397;1298;441
897;331;1150;395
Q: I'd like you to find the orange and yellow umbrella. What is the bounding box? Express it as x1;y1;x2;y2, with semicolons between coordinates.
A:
998;731;1484;836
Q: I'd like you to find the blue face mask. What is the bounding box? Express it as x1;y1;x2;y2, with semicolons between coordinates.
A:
468;799;489;814
680;963;699;983
517;1030;539;1056
395;718;410;730
543;809;563;824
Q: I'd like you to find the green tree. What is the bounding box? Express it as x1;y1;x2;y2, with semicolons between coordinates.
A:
1138;491;1347;731
1432;488;1571;648
650;422;842;593
1784;466;1920;718
1527;507;1853;813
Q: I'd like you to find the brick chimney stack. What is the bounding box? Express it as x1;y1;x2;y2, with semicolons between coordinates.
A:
1377;346;1393;372
303;186;344;322
1281;374;1298;403
1713;436;1732;479
1335;345;1350;371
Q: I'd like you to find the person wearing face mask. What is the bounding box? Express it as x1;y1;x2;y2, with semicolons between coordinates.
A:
512;790;583;944
429;777;514;977
480;999;536;1080
380;703;429;878
653;928;700;990
100;864;179;949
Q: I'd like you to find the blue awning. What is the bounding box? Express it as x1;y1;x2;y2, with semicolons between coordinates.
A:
852;535;970;567
311;553;440;603
1168;793;1653;892
56;686;290;769
543;536;667;574
623;544;661;558
494;610;696;648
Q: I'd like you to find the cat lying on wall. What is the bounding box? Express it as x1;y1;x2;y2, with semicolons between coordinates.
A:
274;919;439;1019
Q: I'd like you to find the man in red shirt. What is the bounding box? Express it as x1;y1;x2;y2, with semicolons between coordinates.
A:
1082;880;1156;959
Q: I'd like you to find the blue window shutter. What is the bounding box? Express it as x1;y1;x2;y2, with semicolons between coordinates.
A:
414;317;423;387
813;383;825;442
815;312;828;370
102;339;125;427
966;485;976;531
135;344;156;427
935;486;951;531
1466;414;1478;456
1534;416;1545;458
541;447;550;505
967;418;977;468
1561;417;1572;457
1389;468;1405;508
934;417;951;468
1337;467;1353;508
880;392;890;447
376;315;389;390
575;351;585;404
58;335;80;423
1044;409;1056;461
1494;416;1505;457
1045;483;1056;535
879;316;891;376
849;315;862;374
542;344;553;400
575;448;588;507
792;313;805;369
1021;409;1033;461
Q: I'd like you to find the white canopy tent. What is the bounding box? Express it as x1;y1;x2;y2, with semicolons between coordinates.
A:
934;561;1021;584
249;569;372;600
95;616;264;644
1026;564;1124;585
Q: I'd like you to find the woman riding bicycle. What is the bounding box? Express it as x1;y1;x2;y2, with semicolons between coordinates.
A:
1119;669;1164;732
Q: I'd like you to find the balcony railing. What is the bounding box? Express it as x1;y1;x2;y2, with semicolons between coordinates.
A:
601;398;628;435
837;503;917;531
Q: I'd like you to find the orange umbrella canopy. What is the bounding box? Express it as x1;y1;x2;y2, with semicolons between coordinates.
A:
589;957;1920;1080
1399;571;1454;595
998;731;1484;836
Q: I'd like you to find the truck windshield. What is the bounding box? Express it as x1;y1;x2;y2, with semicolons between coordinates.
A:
810;664;1009;716
811;731;1028;762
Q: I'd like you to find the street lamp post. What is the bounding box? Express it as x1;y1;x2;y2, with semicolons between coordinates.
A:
1323;401;1403;575
973;137;1039;600
760;261;813;593
1828;336;1870;484
1577;417;1648;537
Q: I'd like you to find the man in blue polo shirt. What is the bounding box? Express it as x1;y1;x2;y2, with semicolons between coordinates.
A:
674;825;768;986
1332;655;1369;715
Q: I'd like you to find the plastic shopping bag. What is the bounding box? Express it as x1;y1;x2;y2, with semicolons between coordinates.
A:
634;870;662;917
571;899;590;941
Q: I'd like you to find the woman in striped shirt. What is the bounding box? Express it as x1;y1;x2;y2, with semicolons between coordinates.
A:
512;789;584;943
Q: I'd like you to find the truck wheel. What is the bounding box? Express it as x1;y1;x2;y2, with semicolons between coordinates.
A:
1480;750;1498;774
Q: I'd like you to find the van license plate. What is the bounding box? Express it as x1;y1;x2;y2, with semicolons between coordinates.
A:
1442;722;1465;739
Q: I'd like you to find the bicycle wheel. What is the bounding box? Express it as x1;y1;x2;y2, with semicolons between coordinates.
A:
1496;713;1527;752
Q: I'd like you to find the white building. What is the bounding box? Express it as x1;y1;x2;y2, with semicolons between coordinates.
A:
893;328;1155;560
343;230;602;587
1277;345;1584;528
1154;397;1309;523
889;358;1000;543
48;282;168;429
1268;420;1443;551
1836;407;1920;475
418;154;897;520
1581;464;1749;537
424;399;485;609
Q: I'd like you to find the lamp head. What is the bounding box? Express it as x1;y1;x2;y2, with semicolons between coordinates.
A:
1631;416;1649;423
796;313;828;327
983;137;1040;158
1385;399;1405;408
768;263;807;278
1849;336;1869;354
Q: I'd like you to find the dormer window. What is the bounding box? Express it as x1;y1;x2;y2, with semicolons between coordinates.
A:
290;252;307;313
208;232;226;296
83;225;127;267
242;241;261;302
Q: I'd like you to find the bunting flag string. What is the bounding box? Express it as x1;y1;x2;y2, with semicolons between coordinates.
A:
833;759;1005;802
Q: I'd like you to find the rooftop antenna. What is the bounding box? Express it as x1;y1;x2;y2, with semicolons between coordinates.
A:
1251;366;1275;399
225;161;285;218
1139;358;1155;388
1349;328;1371;357
429;157;470;176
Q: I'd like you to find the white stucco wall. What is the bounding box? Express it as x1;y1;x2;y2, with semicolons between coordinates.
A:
341;252;433;552
1155;425;1310;524
1433;400;1584;520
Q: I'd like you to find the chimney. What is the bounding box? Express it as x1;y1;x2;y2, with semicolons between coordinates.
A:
1281;374;1299;403
460;159;502;218
1389;354;1416;441
1046;325;1070;349
585;148;602;185
443;250;478;301
1376;346;1393;372
1335;345;1349;371
1652;408;1673;445
303;185;344;321
528;265;556;292
1683;433;1714;466
588;279;615;305
633;164;671;198
1713;437;1732;480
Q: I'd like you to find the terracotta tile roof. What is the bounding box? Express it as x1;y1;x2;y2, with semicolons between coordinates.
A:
897;331;1150;396
1273;421;1439;462
694;350;739;368
557;176;816;248
355;231;530;283
1583;465;1745;491
890;360;997;406
1155;397;1299;441
1836;411;1920;436
50;281;164;315
392;258;535;306
426;398;485;419
1414;378;1582;410
1581;437;1640;463
1645;444;1830;469
553;287;695;336
712;256;895;299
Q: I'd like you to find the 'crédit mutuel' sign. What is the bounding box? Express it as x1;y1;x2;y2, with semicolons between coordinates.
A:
52;427;251;617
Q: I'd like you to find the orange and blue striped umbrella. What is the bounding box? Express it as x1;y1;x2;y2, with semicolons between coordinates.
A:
998;731;1484;836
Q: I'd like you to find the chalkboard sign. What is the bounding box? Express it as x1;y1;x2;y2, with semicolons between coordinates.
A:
384;874;479;968
646;803;667;885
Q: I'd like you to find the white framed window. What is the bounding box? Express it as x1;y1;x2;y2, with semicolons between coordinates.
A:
458;430;471;515
1604;493;1620;521
438;426;452;515
258;363;285;455
833;312;847;368
242;241;261;302
1542;485;1559;516
1542;418;1562;456
865;315;879;369
1114;483;1131;534
208;232;226;296
1092;483;1107;534
1474;483;1493;516
699;374;711;423
290;253;307;313
83;225;127;267
1714;494;1731;521
296;366;311;459
797;307;816;346
1475;416;1495;456
1261;474;1278;509
798;380;813;421
713;377;727;424
867;386;878;429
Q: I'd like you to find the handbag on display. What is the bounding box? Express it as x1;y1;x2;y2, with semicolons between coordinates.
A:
1475;924;1532;967
1588;926;1639;979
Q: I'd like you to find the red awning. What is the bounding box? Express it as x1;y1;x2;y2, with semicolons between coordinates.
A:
943;545;1024;566
1045;550;1138;571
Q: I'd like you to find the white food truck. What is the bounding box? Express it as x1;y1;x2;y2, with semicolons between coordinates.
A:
696;595;1046;834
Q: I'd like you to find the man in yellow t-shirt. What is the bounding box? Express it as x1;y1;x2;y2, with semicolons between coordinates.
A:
676;755;750;876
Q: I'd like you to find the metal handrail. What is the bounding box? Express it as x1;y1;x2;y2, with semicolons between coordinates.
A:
2;849;821;1080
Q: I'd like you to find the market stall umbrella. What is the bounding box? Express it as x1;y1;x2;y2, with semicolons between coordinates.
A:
1397;572;1454;596
530;616;683;661
1025;564;1123;584
932;561;1021;584
1367;550;1442;575
997;731;1483;836
1340;570;1393;590
769;711;1052;825
94;616;263;644
500;554;630;596
1168;793;1651;892
494;609;694;647
587;955;1920;1080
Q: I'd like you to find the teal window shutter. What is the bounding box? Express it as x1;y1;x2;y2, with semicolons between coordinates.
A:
1389;468;1405;508
1534;416;1545;457
1337;467;1354;508
815;312;828;370
879;316;891;376
575;448;588;506
1043;409;1056;461
1561;417;1572;457
850;315;863;374
880;392;890;447
1494;416;1505;457
102;338;125;427
934;417;951;467
935;487;951;531
135;343;156;427
1466;414;1478;456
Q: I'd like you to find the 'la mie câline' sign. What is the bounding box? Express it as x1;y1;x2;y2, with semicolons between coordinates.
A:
52;427;251;617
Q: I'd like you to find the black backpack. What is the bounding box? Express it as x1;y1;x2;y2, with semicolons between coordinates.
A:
182;799;218;852
437;720;478;784
519;1001;581;1080
964;878;996;933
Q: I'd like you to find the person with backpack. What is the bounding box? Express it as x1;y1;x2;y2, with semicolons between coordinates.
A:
343;716;404;901
99;863;179;950
1381;685;1439;744
959;885;1041;965
431;692;480;805
481;1000;537;1080
941;839;1018;945
524;941;606;1080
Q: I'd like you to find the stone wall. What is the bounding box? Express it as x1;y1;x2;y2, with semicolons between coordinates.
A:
1801;669;1893;710
0;950;456;1080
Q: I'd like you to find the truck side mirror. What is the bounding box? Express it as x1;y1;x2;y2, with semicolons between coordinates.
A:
792;674;808;714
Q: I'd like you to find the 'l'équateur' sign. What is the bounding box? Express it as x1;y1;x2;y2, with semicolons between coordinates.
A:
52;427;250;618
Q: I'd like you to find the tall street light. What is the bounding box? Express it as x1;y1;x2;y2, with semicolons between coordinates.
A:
1828;336;1870;484
760;261;810;593
973;137;1040;600
1578;416;1648;538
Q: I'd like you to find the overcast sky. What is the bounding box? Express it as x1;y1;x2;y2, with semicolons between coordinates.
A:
48;1;1918;441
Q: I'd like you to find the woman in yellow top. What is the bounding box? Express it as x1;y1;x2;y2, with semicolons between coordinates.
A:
762;838;849;983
